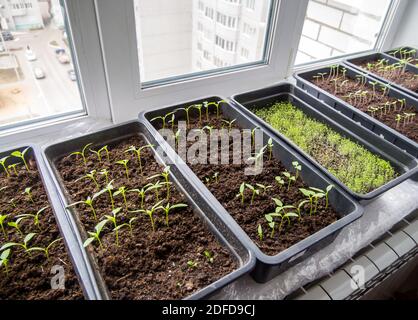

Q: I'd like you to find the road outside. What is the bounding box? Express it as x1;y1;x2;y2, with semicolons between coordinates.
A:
0;22;83;127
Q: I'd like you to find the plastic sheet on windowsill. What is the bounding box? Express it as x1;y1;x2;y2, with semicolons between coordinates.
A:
213;179;418;300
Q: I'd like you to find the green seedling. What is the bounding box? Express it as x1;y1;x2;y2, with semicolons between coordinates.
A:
174;129;181;149
27;238;62;260
77;170;100;189
245;184;260;205
90;149;103;164
100;146;111;162
105;208;122;246
168;113;176;131
16;206;49;230
114;186;129;210
9;199;16;209
95;180;116;209
8;164;19;176
297;200;310;219
7;218;25;236
221;119;236;132
132;201;163;232
0;249;11;275
151;112;175;129
257;224;263;241
248;146;267;168
11;148;30;171
213;172;219;184
176;105;195;126
299;188;316;215
236;182;246;204
282;172;296;191
99;169;110;185
23;187;35;204
83;219;109;250
266;198;298;237
70;143;93;166
187;260;198;269
267;138;273;160
256;184;272;195
0;156;10;177
147;181;170;202
251;127;260;148
292;161;302;180
125;144;154;175
116;159;130;180
114;217;138;237
1;232;37;255
308;187;326;212
67;196;99;220
157;203;188;227
275;176;285;190
148;166;171;199
0;214;9;236
204;250;214;264
193;104;203;123
128;184;153;209
203;101;210;121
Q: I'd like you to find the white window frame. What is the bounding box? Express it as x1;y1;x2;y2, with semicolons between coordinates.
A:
0;0;111;147
96;0;309;123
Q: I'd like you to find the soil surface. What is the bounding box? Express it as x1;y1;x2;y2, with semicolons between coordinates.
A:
0;155;83;300
56;136;237;300
357;60;418;94
152;113;340;257
310;69;418;144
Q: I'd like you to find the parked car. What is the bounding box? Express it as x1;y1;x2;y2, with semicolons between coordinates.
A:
2;31;14;41
68;69;76;81
55;48;70;64
33;67;45;79
25;48;37;61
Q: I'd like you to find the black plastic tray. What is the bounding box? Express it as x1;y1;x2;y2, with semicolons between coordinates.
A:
295;64;418;158
345;52;418;99
140;98;364;283
42;121;255;300
230;83;418;201
0;145;94;299
385;46;418;67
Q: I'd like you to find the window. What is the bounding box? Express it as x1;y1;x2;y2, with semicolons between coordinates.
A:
241;47;250;59
0;0;84;130
134;0;273;83
245;0;255;10
295;0;393;65
243;22;256;36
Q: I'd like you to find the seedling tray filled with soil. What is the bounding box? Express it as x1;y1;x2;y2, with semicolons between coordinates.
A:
0;146;85;300
43;121;254;300
385;47;418;66
295;64;418;158
140;98;363;283
345;52;418;99
230;83;418;200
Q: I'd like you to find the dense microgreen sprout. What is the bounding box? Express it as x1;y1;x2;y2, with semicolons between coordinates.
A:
125;144;154;175
116;159;130;180
71;143;93;166
11;148;30;171
27;238;62;260
254;102;397;193
83;220;109;250
16;206;49;230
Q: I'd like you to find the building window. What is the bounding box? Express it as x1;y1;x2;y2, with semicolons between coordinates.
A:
134;0;273;83
203;50;211;60
295;0;393;65
241;47;250;59
0;0;84;130
245;0;255;10
243;22;256;36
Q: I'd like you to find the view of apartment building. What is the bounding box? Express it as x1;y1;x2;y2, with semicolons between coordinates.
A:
0;0;45;30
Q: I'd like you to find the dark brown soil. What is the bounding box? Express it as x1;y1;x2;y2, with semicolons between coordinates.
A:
310;70;418;144
0;155;83;300
357;60;418;93
56;136;237;300
153;114;340;257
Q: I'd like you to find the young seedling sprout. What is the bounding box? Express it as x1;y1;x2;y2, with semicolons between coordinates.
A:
256;184;272;195
251;127;260;148
0;214;8;236
267;138;273;160
213;172;219;184
204;250;214;264
90;148;103;164
265;198;298;237
257;224;263;241
77;170;100;189
83;220;109;250
282;172;296;191
176;105;195;126
151;112;175;129
116;159;130;180
105;208;122;246
0;156;10;177
131;201;163;232
147;181;169;202
1;232;37;256
236;183;246;204
95;180;116;210
99;169;110;185
23;187;35;204
292;161;302;180
0;249;11;275
11;148;30;171
114;217;138;237
125;144;154;175
67;195;99;220
221;119;236;132
70;143;93;166
128;184;153;209
148;166;171;199
275;176;285;190
16;206;49;230
157;203;188;227
245;184;260;205
27;238;62;260
193;104;203;123
7;218;25;236
8;164;19;176
187;260;198;269
114;186;129;210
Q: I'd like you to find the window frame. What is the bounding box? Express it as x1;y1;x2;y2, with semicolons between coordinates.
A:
96;0;309;123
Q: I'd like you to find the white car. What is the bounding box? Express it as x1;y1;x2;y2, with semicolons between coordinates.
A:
25;49;37;61
33;67;45;79
68;69;76;81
